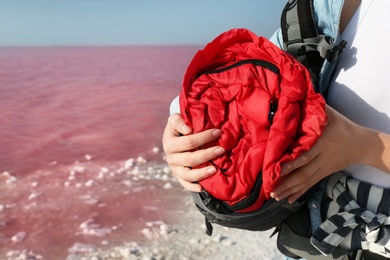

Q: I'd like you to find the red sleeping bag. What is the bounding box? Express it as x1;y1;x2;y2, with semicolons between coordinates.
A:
180;28;327;213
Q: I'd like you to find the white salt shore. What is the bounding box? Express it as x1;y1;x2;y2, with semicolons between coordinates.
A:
0;148;282;260
65;197;282;260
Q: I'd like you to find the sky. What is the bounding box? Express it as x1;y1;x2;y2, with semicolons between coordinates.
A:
0;1;286;46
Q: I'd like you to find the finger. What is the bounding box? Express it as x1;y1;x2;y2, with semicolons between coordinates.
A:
167;145;225;168
168;113;192;135
281;139;322;176
164;129;223;154
178;178;203;193
162;114;191;148
162;114;189;149
287;189;307;204
272;175;313;202
285;170;328;204
272;156;321;199
273;166;325;203
171;165;217;183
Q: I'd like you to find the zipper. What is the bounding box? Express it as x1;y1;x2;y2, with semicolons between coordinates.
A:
222;172;263;211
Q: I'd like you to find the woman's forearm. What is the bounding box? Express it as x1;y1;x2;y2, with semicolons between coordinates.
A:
361;128;390;174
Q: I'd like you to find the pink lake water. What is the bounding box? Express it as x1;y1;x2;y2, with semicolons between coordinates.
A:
0;45;200;258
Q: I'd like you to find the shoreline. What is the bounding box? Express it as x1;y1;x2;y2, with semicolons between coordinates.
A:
1;153;282;260
67;194;282;260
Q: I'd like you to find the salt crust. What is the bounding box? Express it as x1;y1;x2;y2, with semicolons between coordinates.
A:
2;151;281;260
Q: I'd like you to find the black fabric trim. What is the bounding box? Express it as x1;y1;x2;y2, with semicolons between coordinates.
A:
222;172;263;211
203;59;279;75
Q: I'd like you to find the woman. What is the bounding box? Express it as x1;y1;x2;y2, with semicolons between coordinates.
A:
162;0;390;258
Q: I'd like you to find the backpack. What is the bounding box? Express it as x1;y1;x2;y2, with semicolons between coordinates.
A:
180;0;349;257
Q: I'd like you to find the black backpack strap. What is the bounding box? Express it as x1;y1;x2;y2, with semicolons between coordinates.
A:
281;0;346;90
192;190;306;236
277;222;364;260
281;0;317;47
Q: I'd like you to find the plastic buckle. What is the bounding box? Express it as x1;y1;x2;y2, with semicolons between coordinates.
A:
326;40;347;62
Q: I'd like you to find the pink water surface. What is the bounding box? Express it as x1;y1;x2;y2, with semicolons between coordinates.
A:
0;45;200;258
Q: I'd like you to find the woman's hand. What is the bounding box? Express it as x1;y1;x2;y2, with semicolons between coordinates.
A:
162;113;224;192
271;105;373;204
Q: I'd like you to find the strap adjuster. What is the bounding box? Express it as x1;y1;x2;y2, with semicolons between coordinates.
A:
325;40;347;62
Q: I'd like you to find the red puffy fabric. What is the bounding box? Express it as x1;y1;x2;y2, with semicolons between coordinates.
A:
180;28;327;213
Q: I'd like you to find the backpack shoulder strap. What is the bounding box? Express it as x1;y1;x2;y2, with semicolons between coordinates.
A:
281;0;346;91
281;0;317;47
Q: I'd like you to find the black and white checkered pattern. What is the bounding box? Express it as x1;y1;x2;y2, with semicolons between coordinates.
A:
310;172;390;257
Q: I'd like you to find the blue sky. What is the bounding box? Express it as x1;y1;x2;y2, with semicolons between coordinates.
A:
0;1;286;46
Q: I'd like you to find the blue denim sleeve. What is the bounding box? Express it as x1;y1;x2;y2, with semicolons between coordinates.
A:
269;28;283;49
313;0;344;93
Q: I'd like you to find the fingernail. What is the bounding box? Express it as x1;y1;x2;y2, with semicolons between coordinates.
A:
213;129;222;137
271;192;280;201
207;167;217;174
181;124;191;134
214;147;225;155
